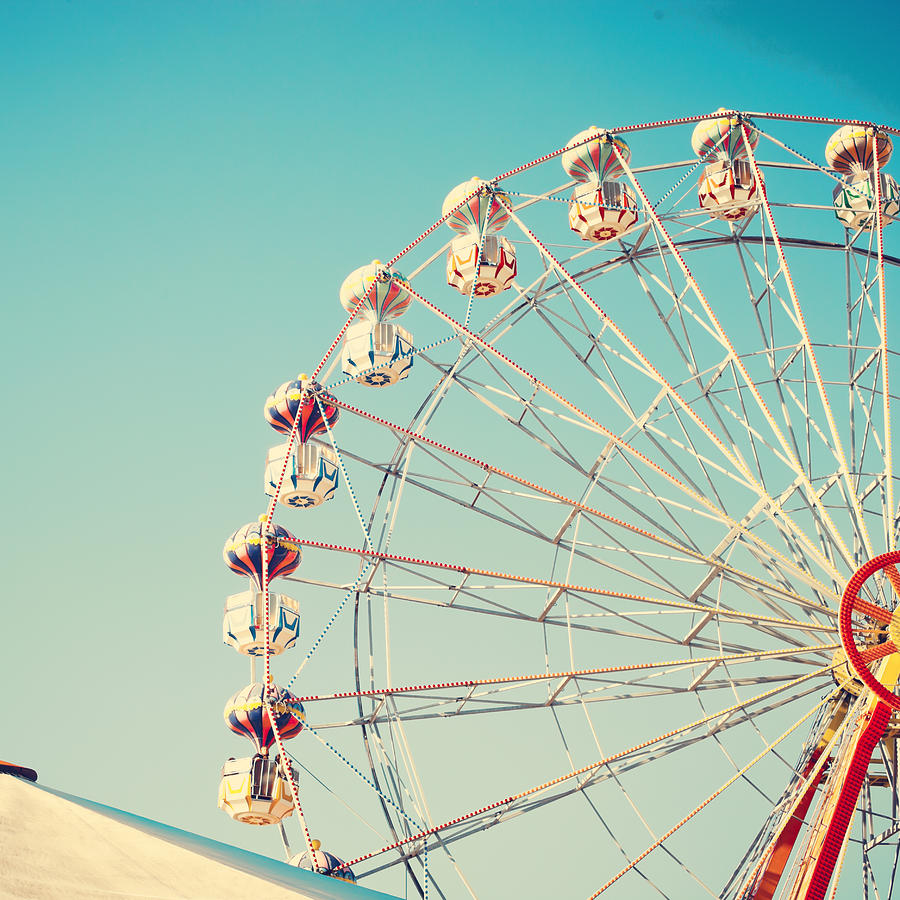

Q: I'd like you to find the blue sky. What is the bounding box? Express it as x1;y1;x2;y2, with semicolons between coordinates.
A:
2;1;900;897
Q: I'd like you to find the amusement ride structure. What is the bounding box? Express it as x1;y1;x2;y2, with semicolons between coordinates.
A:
216;110;900;898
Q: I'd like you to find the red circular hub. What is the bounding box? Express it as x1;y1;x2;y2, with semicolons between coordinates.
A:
839;551;900;709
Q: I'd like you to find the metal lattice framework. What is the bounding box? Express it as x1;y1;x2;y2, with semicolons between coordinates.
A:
223;111;900;900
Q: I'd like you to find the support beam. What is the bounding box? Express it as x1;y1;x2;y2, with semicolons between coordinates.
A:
790;702;891;900
743;697;848;899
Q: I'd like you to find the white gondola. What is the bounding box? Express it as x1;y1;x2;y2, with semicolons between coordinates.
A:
341;319;414;386
698;158;762;221
569;180;639;242
832;172;900;231
218;755;296;826
443;177;516;298
446;233;517;298
222;589;300;656
264;439;339;508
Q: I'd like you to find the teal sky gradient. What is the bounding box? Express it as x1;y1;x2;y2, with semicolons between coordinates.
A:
2;1;900;897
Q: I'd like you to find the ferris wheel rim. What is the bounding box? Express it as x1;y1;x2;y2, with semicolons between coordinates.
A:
227;111;900;899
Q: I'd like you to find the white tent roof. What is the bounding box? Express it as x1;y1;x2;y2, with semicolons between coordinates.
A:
0;773;400;900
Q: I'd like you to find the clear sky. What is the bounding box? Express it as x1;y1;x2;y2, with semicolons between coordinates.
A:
3;1;900;898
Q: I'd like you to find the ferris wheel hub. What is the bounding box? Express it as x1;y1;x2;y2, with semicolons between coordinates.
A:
838;551;900;709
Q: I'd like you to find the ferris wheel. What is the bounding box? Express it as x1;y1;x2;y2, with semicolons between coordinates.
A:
216;110;900;900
